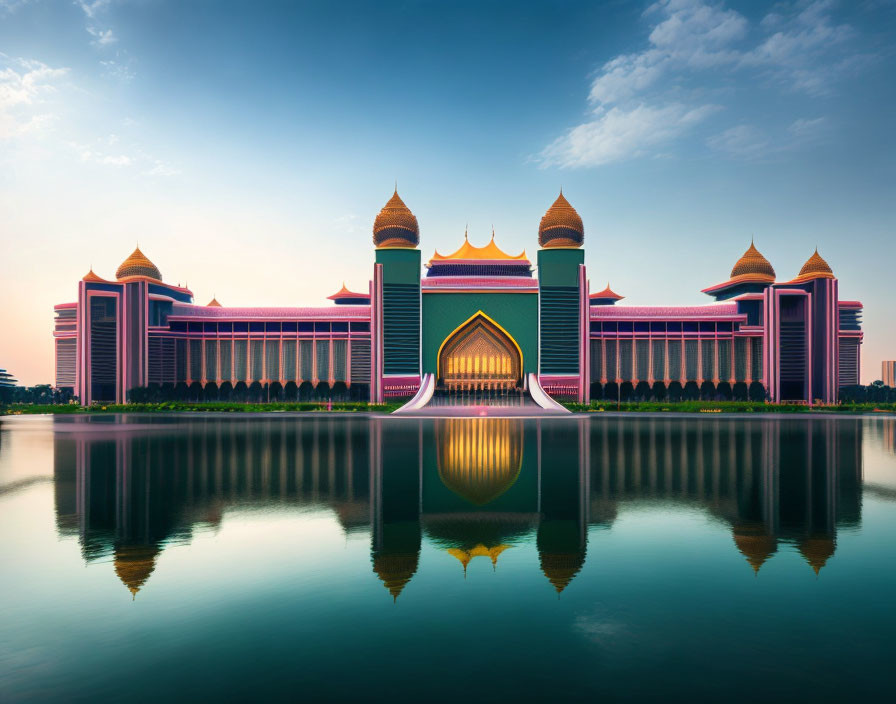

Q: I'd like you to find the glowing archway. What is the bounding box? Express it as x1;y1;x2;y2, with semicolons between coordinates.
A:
437;311;522;390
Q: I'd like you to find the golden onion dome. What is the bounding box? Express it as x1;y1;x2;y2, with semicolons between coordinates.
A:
538;192;584;249
730;242;775;282
116;247;162;281
373;189;419;248
113;543;160;598
796;249;834;280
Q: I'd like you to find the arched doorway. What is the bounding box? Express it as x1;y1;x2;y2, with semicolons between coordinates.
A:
437;312;522;391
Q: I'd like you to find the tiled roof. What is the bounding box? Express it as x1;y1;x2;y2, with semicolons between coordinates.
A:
591;304;741;319
169;304;370;319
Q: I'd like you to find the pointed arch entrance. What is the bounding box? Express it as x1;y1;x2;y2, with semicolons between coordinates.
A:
437;311;523;391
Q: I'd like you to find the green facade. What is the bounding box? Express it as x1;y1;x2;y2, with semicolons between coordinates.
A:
376;248;421;376
421;292;538;376
537;248;583;375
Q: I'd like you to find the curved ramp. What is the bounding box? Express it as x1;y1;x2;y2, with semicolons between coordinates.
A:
392;373;436;414
527;373;571;413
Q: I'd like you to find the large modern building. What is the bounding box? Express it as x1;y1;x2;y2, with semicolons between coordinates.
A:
0;368;17;389
884;361;896;388
54;190;863;405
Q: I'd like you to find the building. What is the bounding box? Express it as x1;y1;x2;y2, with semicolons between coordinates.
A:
54;190;863;405
883;361;896;388
0;368;17;388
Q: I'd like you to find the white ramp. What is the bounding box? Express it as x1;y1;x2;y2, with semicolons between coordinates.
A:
392;373;436;414
527;373;571;413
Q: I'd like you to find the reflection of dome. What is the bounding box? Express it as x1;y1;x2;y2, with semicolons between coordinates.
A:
446;544;510;572
113;543;160;598
437;419;523;505
732;522;777;573
798;535;836;575
539;551;586;594
373;190;419;248
537;520;586;594
116;247;162;281
538;192;584;249
730;242;775;282
372;522;420;601
796;249;834;280
372;553;419;600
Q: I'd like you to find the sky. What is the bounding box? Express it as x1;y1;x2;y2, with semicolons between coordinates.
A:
0;0;894;385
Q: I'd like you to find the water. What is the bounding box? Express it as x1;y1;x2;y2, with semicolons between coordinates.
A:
1;414;895;702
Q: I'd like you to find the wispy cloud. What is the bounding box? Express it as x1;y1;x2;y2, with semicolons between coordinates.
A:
75;0;112;20
540;0;866;168
87;26;117;46
542;103;719;168
0;56;69;139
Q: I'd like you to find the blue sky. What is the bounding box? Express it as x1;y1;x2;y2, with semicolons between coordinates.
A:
1;0;894;384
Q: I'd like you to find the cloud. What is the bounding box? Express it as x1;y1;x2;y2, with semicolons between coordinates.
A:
100;59;135;82
540;0;866;169
788;116;827;140
144;160;180;177
0;57;69;139
706;124;770;159
542;103;719;168
87;26;117;46
75;0;112;19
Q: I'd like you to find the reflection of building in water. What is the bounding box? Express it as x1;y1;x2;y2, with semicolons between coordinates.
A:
53;416;866;599
371;418;590;596
436;419;523;505
53;418;371;597
587;417;863;574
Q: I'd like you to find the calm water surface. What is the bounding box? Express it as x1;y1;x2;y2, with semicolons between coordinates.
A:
1;414;895;702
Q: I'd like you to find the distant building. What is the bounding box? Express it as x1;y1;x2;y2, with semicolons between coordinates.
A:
54;190;864;405
884;361;896;388
0;368;17;388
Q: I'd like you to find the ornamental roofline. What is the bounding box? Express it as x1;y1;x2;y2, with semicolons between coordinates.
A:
590;283;624;300
327;283;371;300
428;230;527;264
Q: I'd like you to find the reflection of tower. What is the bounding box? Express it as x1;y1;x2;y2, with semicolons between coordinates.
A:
54;417;373;597
370;419;422;600
536;419;589;593
436;419;523;505
588;417;864;575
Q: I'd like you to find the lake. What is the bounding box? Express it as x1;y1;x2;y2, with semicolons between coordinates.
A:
1;414;895;702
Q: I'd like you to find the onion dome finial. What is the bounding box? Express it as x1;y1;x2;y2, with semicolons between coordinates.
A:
730;241;775;282
82;267;106;282
373;189;419;248
797;248;834;280
538;192;584;248
116;246;162;281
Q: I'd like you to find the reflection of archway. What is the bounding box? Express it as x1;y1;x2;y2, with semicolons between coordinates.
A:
437;419;523;505
437;312;522;391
